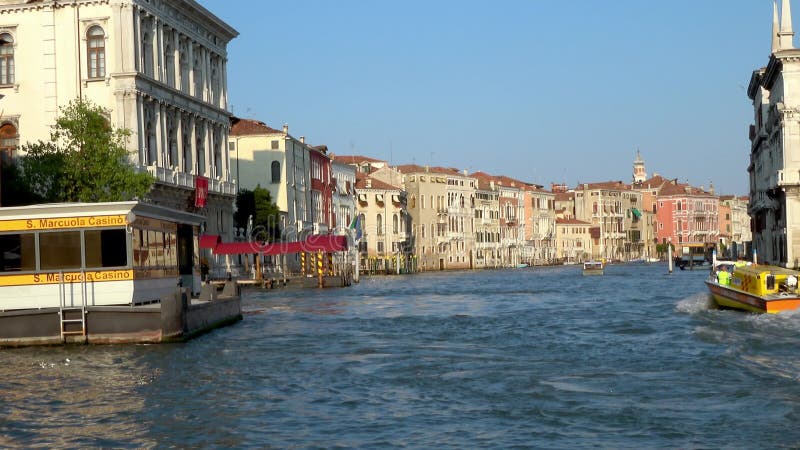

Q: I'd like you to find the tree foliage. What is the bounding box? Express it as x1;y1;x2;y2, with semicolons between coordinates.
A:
0;157;43;206
18;98;153;203
234;185;281;242
655;242;675;257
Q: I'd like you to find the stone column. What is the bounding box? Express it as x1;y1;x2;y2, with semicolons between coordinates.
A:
156;101;165;167
155;18;163;82
188;41;195;97
175;110;184;172
136;94;146;165
186;113;195;174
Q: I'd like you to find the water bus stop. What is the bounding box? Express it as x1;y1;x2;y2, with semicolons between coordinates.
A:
0;202;241;347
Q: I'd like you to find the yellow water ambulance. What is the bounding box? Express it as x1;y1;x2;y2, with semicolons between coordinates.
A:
705;264;800;314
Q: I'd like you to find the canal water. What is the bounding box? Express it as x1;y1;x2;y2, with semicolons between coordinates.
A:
4;263;800;448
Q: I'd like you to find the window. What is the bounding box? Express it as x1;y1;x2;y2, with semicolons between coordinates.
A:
0;122;16;160
271;161;281;183
393;214;399;234
0;233;35;272
0;33;13;85
39;231;82;270
87;26;105;78
271;140;279;150
377;241;384;253
377;214;383;235
85;229;127;268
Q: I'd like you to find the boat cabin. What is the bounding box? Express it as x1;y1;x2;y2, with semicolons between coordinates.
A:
729;265;799;296
583;261;603;270
582;260;604;275
0;202;204;311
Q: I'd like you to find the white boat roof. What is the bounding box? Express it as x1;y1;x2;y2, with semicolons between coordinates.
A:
0;201;204;225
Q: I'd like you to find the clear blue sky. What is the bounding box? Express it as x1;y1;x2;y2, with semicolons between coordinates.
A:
202;0;777;195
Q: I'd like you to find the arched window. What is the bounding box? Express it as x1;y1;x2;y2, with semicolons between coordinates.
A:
393;214;399;234
271;161;281;183
0;122;17;161
0;34;14;85
87;26;105;78
376;214;383;235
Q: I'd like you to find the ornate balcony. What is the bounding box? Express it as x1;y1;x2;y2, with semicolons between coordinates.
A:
145;165;236;196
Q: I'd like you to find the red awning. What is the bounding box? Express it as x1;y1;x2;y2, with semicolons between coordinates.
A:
199;234;221;249
303;235;348;252
211;235;348;255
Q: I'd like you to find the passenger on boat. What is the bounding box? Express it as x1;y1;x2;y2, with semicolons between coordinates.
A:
717;267;731;286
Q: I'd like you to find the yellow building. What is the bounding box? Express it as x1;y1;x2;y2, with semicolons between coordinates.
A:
354;170;411;274
398;165;476;271
555;218;593;264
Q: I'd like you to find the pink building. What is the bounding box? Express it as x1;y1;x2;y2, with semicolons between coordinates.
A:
654;180;718;247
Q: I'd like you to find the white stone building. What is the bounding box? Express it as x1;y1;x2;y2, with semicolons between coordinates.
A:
331;159;356;235
747;0;800;267
0;0;237;239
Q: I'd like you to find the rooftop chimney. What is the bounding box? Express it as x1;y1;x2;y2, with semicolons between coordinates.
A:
365;179;372;188
300;136;305;144
282;124;288;135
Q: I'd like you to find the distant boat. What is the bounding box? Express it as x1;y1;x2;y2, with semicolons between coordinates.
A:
582;260;604;276
515;263;529;269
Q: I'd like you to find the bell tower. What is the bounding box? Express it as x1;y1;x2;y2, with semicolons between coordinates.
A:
633;150;647;183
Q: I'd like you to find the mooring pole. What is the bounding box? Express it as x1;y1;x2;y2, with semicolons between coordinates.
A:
668;243;673;274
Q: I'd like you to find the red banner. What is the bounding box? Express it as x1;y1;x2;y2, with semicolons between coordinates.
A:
195;176;208;208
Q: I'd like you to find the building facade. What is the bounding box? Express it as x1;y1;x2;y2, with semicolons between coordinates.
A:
720;195;752;259
398;165;476;271
355;171;411;273
229;120;320;242
747;0;800;267
472;174;502;269
654;180;719;250
555;218;592;263
331;159;356;235
573;181;644;261
1;0;238;238
522;185;556;265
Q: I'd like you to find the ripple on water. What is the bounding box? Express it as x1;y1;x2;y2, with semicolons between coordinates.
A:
5;265;800;447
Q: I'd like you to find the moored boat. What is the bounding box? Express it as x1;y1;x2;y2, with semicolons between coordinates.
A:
582;260;604;276
705;264;800;313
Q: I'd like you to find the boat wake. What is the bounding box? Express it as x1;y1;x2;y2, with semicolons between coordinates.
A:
675;292;714;314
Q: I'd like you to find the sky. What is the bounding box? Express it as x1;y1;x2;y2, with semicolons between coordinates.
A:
201;0;780;196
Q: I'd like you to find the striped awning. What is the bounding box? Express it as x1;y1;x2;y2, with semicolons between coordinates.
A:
199;234;221;249
212;235;348;255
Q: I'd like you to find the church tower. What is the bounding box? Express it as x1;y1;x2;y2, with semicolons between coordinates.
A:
632;150;647;183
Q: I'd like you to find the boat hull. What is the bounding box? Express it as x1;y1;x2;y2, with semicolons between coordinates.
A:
704;280;800;314
582;269;604;276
